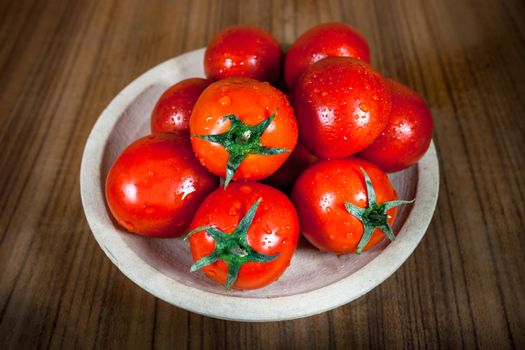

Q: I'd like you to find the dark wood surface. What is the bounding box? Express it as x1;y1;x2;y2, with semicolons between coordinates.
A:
1;0;524;348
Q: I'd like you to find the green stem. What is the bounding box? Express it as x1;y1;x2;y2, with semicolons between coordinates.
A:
192;111;290;188
185;198;280;290
345;168;414;254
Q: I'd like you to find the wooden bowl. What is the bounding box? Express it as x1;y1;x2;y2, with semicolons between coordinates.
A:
80;48;439;322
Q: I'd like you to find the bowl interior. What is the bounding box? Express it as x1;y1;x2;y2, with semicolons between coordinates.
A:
97;54;417;298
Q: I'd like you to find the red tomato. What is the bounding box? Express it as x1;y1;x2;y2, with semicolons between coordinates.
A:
292;158;412;254
293;57;391;159
105;134;218;237
190;77;298;186
204;26;282;84
265;143;318;189
285;22;370;89
357;78;433;172
186;182;300;290
151;78;210;134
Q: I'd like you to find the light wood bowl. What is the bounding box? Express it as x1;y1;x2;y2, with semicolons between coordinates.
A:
80;48;439;322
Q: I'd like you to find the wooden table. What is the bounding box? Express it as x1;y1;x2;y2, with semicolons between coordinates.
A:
1;0;524;348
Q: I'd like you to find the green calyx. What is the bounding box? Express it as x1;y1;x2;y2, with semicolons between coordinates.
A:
192;112;289;188
345;168;414;254
185;198;279;290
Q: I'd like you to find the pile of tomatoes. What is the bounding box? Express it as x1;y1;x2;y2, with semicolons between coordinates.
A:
105;23;433;290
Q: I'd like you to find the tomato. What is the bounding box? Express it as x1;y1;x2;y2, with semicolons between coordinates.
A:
357;78;433;172
264;143;318;189
284;22;370;89
186;182;300;290
105;134;218;237
292;158;412;254
190;77;298;186
151;78;210;134
204;26;282;84
293;57;391;159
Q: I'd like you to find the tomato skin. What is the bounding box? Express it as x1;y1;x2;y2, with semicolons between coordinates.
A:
285;23;370;89
151;78;210;134
188;182;300;290
204;26;282;84
190;77;298;181
357;79;433;172
293;57;391;159
292;158;398;254
105;134;219;238
265;143;318;189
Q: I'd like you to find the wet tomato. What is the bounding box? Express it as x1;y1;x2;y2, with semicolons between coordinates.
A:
285;22;370;89
357;78;433;172
186;182;300;290
204;26;282;84
105;134;218;237
190;77;298;187
151;78;210;134
292;158;412;254
293;57;391;159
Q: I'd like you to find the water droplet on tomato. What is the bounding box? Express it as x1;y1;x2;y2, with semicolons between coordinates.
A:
329;234;335;240
219;95;231;106
124;221;135;230
240;185;252;194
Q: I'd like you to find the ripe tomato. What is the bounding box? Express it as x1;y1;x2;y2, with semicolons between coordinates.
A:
105;134;218;238
151;78;210;134
204;26;282;84
293;57;391;159
284;22;370;89
190;77;298;186
265;143;318;189
292;158;412;254
186;182;300;290
357;78;433;172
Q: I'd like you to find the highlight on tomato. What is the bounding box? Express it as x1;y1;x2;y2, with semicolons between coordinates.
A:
105;134;219;238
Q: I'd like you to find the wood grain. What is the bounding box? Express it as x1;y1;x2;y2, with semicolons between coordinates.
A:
0;0;524;348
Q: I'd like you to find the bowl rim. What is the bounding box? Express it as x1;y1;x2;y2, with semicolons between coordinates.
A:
80;47;440;322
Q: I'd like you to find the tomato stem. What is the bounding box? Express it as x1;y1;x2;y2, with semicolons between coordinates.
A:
185;198;280;290
345;168;414;254
192;111;289;188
